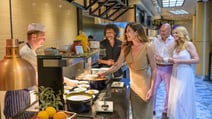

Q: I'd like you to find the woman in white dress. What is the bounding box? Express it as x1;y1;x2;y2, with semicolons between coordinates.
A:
166;26;199;119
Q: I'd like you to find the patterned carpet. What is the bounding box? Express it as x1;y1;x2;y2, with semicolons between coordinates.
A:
153;76;212;119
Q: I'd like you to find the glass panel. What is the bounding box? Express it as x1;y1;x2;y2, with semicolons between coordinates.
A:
162;0;184;7
163;0;169;2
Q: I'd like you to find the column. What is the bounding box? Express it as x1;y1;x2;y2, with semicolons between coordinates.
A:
195;1;211;79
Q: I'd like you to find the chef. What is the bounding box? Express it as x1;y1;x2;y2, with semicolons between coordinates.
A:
4;23;76;119
20;23;77;86
4;23;45;119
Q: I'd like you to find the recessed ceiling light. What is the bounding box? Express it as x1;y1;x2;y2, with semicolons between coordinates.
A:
169;9;189;15
162;0;185;8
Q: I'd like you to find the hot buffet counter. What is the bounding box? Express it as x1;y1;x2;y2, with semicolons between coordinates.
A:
11;49;130;119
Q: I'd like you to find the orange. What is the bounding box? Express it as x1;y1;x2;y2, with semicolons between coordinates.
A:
45;106;57;118
37;110;49;119
53;111;67;119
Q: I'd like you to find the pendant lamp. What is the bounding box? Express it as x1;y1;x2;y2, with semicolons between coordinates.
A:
0;39;36;90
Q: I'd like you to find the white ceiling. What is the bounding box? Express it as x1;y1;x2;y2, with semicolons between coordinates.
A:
129;0;197;20
160;0;196;20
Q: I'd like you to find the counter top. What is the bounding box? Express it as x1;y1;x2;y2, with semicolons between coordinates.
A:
62;49;101;58
76;78;130;119
12;78;130;119
94;78;130;119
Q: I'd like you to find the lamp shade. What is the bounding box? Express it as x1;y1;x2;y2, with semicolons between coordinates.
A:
0;39;36;90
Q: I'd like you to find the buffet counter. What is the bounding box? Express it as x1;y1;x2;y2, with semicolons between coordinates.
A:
76;78;130;119
10;49;130;119
12;78;130;119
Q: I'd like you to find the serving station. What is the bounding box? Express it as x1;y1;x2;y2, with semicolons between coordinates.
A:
64;77;130;119
11;49;130;119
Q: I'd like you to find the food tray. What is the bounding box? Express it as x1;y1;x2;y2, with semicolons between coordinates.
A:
32;111;77;119
64;111;77;119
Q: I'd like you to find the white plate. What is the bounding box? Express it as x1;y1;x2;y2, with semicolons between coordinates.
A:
73;87;87;92
78;84;90;88
67;94;92;101
64;90;70;94
78;81;89;84
85;89;99;95
64;86;74;90
99;67;110;70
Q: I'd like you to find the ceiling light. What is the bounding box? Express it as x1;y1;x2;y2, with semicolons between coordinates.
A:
162;0;185;8
0;39;36;90
169;9;189;15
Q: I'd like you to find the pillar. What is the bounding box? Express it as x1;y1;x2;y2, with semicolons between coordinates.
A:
195;1;211;80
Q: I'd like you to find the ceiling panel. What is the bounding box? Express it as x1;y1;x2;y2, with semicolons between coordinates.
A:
130;0;197;20
160;0;196;20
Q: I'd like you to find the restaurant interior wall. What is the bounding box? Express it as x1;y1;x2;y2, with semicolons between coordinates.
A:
81;15;128;42
195;1;211;78
0;0;78;59
115;8;135;22
174;19;193;39
0;1;10;59
210;2;212;53
0;0;78;118
82;15;105;41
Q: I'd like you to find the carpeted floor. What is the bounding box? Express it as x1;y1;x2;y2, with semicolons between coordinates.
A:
153;76;212;119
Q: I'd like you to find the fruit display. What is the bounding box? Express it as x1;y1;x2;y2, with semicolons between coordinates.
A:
53;111;67;119
45;106;57;118
34;106;76;119
76;31;89;53
36;110;49;119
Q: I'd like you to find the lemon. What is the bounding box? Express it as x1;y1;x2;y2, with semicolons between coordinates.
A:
37;110;49;119
53;111;67;119
45;106;57;118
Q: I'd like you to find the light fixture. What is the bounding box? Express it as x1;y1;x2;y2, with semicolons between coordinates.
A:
0;39;36;90
151;0;161;14
162;0;185;8
0;0;35;118
169;9;189;15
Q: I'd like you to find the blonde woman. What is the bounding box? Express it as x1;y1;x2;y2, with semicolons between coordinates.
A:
166;26;199;119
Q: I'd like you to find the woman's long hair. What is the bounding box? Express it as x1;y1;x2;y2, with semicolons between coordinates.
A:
122;22;149;57
173;26;190;53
